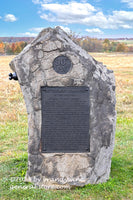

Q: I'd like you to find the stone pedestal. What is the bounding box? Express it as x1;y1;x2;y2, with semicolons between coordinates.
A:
9;27;116;189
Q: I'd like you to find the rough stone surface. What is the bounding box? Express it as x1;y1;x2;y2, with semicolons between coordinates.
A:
9;27;116;189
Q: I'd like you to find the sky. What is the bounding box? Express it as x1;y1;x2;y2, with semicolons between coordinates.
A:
0;0;133;38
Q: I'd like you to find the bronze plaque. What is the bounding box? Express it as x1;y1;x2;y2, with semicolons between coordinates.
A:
41;86;90;153
53;55;72;74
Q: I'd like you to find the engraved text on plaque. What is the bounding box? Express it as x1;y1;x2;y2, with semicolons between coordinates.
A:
41;86;90;153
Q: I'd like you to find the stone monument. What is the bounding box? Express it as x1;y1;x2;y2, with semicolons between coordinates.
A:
9;27;116;189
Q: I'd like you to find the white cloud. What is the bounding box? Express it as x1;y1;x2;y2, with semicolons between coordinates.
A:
42;0;53;2
30;27;44;32
86;28;103;34
38;1;96;23
32;0;41;4
58;26;71;33
41;2;96;16
120;24;132;29
111;11;133;22
121;0;133;8
82;12;108;28
32;1;133;30
32;0;54;4
19;27;45;37
4;14;17;22
40;2;96;23
20;32;37;37
107;11;133;29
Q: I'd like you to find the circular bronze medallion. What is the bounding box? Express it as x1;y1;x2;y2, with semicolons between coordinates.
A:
53;55;72;74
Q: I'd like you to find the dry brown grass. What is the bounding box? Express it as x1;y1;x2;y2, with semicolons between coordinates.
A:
90;53;133;118
0;56;26;123
0;53;133;123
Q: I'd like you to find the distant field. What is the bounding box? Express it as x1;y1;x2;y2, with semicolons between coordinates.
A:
0;54;133;200
116;40;133;46
90;53;133;118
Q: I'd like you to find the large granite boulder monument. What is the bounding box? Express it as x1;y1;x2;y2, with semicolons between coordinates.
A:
9;27;116;189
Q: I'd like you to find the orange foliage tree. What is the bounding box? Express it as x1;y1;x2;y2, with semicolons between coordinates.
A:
0;41;5;54
116;43;129;52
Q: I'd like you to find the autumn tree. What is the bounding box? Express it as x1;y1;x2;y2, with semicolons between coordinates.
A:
15;44;21;54
110;42;118;52
20;41;27;50
0;41;5;54
116;43;128;52
103;39;111;52
128;46;133;52
11;43;16;54
77;37;103;52
5;44;12;54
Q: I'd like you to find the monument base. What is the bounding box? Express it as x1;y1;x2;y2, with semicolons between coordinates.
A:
24;150;113;189
10;27;116;189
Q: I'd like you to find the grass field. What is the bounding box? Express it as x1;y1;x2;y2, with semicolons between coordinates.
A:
0;54;133;200
114;40;133;47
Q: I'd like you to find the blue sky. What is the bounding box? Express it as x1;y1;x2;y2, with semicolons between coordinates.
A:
0;0;133;38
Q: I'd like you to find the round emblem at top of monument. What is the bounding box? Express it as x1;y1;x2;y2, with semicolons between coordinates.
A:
53;55;72;74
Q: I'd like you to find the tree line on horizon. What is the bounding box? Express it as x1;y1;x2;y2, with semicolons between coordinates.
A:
75;37;133;53
0;41;27;55
0;37;133;55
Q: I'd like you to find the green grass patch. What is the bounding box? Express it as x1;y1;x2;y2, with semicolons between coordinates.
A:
0;114;133;200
